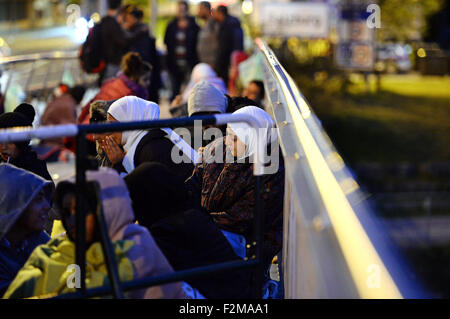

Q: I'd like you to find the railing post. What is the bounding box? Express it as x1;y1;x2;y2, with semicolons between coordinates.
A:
93;183;125;299
252;175;265;298
75;131;87;296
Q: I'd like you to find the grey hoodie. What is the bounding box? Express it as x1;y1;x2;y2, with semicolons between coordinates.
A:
66;167;186;299
0;164;53;294
187;80;228;116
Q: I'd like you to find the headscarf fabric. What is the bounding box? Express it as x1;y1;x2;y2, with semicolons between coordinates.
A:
181;63;228;103
227;106;278;160
108;96;199;173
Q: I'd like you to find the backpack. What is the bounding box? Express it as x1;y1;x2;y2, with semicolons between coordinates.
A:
79;22;106;74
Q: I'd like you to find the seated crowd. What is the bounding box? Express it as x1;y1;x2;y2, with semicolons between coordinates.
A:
0;44;283;298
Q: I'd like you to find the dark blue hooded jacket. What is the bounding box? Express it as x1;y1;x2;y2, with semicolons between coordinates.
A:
0;164;53;295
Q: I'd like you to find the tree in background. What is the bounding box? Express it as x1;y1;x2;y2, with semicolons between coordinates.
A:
377;0;444;41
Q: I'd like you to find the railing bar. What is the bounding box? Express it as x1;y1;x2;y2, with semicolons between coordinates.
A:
52;260;258;299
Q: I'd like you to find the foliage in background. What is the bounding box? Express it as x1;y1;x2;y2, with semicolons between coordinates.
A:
273;41;450;165
377;0;444;41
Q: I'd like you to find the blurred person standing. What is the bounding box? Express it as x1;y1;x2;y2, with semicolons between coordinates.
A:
123;6;162;103
0;80;4;114
164;1;200;100
99;0;128;83
228;51;249;97
226;8;244;53
98;0;149;84
212;5;243;84
196;1;218;69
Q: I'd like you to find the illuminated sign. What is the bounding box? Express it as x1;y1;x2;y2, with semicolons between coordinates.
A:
260;2;330;38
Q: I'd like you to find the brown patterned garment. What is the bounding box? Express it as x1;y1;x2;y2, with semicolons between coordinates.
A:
186;139;285;263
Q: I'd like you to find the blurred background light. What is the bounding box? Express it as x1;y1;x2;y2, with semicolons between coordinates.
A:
242;0;253;15
417;48;427;58
74;17;89;43
90;12;101;24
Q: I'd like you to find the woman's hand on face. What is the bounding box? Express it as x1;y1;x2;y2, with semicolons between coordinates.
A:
102;136;125;165
171;95;182;107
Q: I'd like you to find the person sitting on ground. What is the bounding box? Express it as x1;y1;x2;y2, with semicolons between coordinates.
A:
227;51;248;97
3;167;186;299
0;164;54;296
170;63;227;117
0;104;52;181
89;100;116;168
100;96;196;179
225;95;261;113
42;85;86;129
78;52;152;127
75;52;152;156
40;85;86;156
181;63;228;104
185;106;284;285
242;80;265;108
124;162;253;299
178;83;259;152
176;81;228;150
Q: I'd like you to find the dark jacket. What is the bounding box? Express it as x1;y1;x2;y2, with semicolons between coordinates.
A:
0;147;52;182
114;129;194;181
100;16;128;65
185;139;285;266
164;16;200;74
150;209;253;299
100;16;149;66
124;162;253;298
215;18;235;83
0;164;53;296
0;93;4;115
228;15;244;52
128;24;162;102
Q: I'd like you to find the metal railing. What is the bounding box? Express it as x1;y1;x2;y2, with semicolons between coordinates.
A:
0;51;97;110
0;114;268;299
255;38;427;298
0;38;430;299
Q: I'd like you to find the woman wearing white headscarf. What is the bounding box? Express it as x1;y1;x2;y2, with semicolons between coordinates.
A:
185;106;285;282
170;63;228;118
181;63;228;104
99;96;198;179
225;106;279;162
